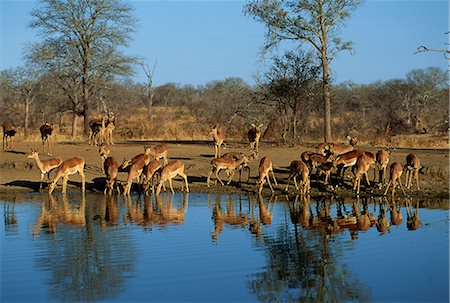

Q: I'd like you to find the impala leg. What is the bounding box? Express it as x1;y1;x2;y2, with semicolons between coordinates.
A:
285;174;292;191
383;180;392;196
62;174;68;194
266;175;274;192
207;170;213;187
293;175;299;191
415;170;420;190
180;172;189;192
169;178;175;194
215;169;224;186
271;170;278;185
226;170;236;185
398;178;406;195
39;173;44;190
80;169;85;192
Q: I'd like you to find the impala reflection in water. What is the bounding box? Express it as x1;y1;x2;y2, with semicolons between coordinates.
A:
1;192;448;302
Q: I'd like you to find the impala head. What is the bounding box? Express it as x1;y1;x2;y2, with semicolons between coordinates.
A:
209;125;218;136
26;149;38;159
121;158;132;169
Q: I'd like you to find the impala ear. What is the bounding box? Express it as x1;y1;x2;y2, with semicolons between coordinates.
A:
258;123;263;128
251;123;256;128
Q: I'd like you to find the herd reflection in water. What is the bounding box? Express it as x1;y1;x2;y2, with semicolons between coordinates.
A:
3;191;443;302
20;192;424;240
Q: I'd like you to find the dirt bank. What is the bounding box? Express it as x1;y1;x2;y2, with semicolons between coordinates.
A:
0;140;448;199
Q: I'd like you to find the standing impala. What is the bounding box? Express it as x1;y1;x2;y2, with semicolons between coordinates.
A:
257;156;278;193
405;153;421;190
144;144;169;165
248;123;263;155
123;159;146;196
99;144;111;167
26;150;63;190
207;155;251;187
48;156;85;194
155;160;189;195
39;123;55;156
383;162;406;196
352;153;375;195
285;160;310;196
209;125;225;158
103;156;120;195
376;149;390;188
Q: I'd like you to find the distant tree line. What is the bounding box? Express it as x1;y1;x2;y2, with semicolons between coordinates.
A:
1;64;447;143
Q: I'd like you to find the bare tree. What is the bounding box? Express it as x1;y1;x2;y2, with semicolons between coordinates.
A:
29;0;137;136
244;0;362;142
1;67;42;139
141;60;157;118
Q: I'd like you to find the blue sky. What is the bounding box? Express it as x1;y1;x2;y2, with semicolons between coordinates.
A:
0;0;448;86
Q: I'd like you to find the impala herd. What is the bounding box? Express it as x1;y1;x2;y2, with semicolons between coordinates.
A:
2;121;423;198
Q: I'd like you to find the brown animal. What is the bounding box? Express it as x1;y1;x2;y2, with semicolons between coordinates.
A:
99;144;111;167
103;156;120;194
327;142;354;156
26;150;63;190
257;156;278;193
2;122;18;150
209;125;225;158
248;123;263;154
104;113;117;145
207;154;251;187
88;116;106;146
376;149;390;187
405;154;421;190
221;152;254;183
123;159;146;196
48;157;86;194
383;162;406;196
39;123;55;156
285;160;310;196
156;160;189;195
144;144;169;165
143;159;162;193
352;153;375;195
315;142;329;156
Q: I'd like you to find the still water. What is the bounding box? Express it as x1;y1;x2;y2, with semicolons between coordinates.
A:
1;192;449;302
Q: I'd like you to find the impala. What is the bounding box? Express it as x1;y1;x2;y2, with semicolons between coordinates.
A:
285;160;310;196
405;153;421;190
123;159;146;196
143;159;162;193
26;150;63;190
2;122;18;151
48;156;86;194
156;160;189;195
327;142;354;156
103;156;120;194
376;149;390;187
209;125;225;158
221;151;254;183
257;156;278;193
352;153;375;195
207;155;250;187
383;162;406;196
99;144;111;167
144;144;169;165
248;123;263;155
39;123;55;156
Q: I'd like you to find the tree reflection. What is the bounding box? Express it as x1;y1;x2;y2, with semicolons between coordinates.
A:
248;194;370;302
33;193;135;302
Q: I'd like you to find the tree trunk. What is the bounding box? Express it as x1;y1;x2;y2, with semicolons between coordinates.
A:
71;112;78;139
322;57;332;143
83;104;90;137
24;99;30;139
